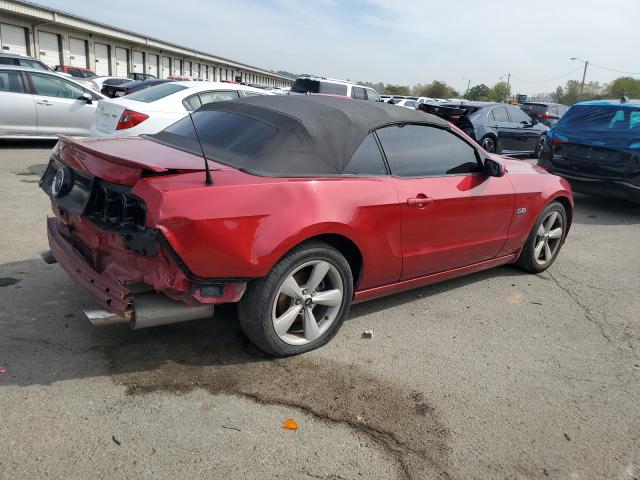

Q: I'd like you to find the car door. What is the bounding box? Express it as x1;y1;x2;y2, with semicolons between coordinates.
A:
507;106;538;152
489;106;520;152
375;123;515;279
0;69;37;137
27;72;97;136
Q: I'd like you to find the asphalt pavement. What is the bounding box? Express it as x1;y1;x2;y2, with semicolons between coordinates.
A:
1;141;639;480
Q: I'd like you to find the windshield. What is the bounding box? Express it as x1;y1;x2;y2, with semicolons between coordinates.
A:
125;83;187;102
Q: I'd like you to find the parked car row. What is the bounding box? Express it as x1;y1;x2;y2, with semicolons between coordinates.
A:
0;64;273;138
418;101;549;157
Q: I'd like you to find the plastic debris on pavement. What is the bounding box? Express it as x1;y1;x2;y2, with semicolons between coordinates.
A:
361;330;373;339
0;366;6;375
282;418;298;431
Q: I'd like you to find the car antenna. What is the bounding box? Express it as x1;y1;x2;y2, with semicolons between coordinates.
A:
187;112;213;186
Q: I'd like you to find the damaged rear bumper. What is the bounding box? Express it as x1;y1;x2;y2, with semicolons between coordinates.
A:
46;217;241;327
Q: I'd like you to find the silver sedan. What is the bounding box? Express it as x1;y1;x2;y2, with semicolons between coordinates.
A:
0;65;105;139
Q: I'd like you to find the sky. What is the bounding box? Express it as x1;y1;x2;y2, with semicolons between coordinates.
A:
34;0;640;95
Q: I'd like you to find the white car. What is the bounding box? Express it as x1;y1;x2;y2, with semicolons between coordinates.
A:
0;65;106;139
290;75;381;102
393;99;419;109
91;81;273;137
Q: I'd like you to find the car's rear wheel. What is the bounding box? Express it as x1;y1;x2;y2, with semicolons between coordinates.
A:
238;241;353;356
516;201;567;273
480;135;497;153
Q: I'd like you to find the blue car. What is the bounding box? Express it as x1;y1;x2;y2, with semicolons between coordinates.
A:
539;99;640;203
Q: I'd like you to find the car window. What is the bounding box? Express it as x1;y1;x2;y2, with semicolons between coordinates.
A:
406;101;418;108
376;124;481;177
0;70;26;93
630;111;640;129
29;73;85;99
365;88;380;102
19;59;48;70
491;106;509;122
352;87;366;100
241;91;265;97
156;110;279;157
183;94;202;111
319;81;348;96
198;90;240;106
126;83;187;102
343;134;387;175
507;106;531;123
0;57;19;65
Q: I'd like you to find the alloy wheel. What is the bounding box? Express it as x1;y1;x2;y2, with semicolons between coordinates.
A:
533;210;564;265
271;260;344;346
535;137;545;158
482;137;496;153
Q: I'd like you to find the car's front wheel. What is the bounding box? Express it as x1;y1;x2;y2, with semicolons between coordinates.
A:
238;241;353;356
516;201;567;273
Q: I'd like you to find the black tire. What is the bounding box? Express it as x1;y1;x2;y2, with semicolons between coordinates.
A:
534;135;545;159
480;135;497;153
516;201;568;273
238;241;353;357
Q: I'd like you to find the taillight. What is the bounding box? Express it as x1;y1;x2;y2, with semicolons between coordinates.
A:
549;133;568;144
116;109;149;130
536;112;554;119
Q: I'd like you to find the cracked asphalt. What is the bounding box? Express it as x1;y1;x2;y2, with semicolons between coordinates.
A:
1;141;639;480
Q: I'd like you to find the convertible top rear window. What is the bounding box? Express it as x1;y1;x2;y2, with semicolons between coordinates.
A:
149;110;280;160
126;83;187;102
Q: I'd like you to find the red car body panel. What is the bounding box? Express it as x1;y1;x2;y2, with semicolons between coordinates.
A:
47;131;573;314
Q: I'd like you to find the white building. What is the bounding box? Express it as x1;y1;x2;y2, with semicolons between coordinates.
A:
0;0;292;86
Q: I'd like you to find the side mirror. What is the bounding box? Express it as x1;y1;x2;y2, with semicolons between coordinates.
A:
484;158;505;177
80;92;93;104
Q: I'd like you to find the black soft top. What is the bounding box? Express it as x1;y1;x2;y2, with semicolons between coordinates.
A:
151;94;449;176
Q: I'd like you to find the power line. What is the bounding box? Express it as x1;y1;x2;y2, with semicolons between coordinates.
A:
588;62;640;76
510;66;584;84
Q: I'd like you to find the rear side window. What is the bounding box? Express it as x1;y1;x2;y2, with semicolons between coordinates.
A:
0;70;26;93
343;134;387;175
0;57;19;65
351;87;366;100
319;81;348;96
155;110;279;157
376;124;481;177
126;83;187;102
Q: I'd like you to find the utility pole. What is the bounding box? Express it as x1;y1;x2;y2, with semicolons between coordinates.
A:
500;73;511;101
579;61;588;101
571;58;589;101
463;77;471;97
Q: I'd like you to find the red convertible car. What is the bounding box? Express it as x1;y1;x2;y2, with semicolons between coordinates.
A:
41;95;573;356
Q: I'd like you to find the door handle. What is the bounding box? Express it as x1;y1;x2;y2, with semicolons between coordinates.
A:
407;195;433;208
36;100;52;106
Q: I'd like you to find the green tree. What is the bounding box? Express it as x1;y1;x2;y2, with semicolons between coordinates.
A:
465;84;490;101
489;81;511;102
424;80;453;99
551;80;604;105
607;76;640;99
385;84;411;96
